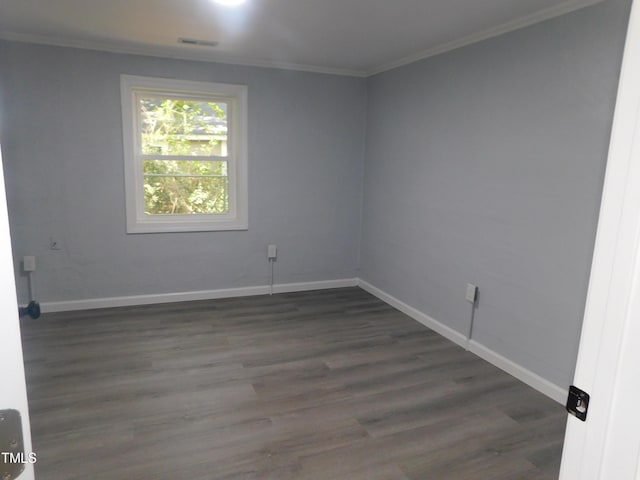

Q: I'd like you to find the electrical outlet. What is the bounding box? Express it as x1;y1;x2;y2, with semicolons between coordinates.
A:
466;283;478;303
23;256;36;272
267;244;277;260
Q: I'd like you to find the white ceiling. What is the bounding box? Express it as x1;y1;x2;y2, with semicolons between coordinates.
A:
0;0;601;76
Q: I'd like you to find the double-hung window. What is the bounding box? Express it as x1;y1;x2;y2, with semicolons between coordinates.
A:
121;75;247;233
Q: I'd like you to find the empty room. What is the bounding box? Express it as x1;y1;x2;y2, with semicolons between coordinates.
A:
1;0;639;479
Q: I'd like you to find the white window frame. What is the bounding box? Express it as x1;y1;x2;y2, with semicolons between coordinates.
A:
120;75;248;233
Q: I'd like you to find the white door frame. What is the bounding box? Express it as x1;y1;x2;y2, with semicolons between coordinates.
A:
0;143;35;479
559;0;640;477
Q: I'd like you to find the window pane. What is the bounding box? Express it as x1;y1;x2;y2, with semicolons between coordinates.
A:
143;175;229;215
143;159;227;176
140;98;228;156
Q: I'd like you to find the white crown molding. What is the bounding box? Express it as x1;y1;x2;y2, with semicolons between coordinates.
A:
0;31;367;78
357;279;567;404
366;0;604;76
1;0;602;79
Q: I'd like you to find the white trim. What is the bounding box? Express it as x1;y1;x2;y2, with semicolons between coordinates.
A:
37;275;566;403
0;146;35;480
367;0;603;76
358;279;566;404
120;75;248;233
468;340;567;404
0;32;366;78
358;279;468;347
560;0;640;477
39;278;358;313
273;278;359;294
0;0;601;79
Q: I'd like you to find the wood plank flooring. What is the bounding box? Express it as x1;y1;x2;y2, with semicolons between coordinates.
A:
20;287;566;480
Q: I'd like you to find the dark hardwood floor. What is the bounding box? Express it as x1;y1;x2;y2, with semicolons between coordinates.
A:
20;287;566;479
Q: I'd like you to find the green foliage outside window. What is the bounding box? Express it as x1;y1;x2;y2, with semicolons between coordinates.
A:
140;98;230;215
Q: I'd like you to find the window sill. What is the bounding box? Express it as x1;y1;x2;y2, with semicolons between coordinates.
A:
126;217;248;234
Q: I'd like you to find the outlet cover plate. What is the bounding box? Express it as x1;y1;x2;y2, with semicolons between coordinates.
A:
23;256;36;272
466;283;477;303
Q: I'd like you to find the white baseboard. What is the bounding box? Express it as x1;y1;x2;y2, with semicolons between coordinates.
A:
39;276;566;403
357;278;567;404
41;278;359;313
358;279;469;348
273;278;358;294
467;340;567;404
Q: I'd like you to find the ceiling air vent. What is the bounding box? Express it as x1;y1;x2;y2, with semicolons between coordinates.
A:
178;38;219;48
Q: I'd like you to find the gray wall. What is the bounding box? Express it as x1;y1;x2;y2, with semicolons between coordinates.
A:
0;0;632;390
360;0;632;388
0;42;366;303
